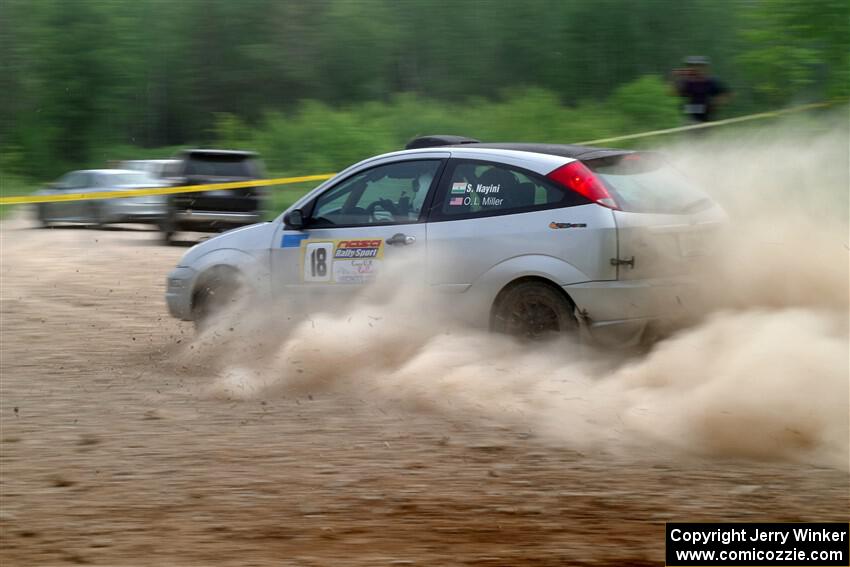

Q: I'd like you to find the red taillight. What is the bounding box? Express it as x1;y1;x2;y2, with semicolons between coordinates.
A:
547;161;619;210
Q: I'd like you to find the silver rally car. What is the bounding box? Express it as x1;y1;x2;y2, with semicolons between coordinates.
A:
166;136;726;342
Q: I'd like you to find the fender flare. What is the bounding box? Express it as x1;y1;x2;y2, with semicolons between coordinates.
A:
188;248;271;306
465;254;591;327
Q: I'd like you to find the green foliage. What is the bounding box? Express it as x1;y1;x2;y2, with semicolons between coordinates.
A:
610;76;682;132
215;77;682;177
0;170;39;218
1;0;845;184
737;0;850;105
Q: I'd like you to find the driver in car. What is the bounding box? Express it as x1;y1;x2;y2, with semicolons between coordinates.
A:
374;170;434;221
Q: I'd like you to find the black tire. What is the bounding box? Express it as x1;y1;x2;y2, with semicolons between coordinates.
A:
159;210;177;245
35;205;51;228
160;228;176;245
191;268;243;331
491;280;576;340
87;203;105;229
159;199;178;245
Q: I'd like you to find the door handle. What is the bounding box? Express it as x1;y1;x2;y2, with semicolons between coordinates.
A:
386;233;416;246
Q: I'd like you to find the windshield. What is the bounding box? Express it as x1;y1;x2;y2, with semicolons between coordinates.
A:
587;154;711;214
184;155;256;177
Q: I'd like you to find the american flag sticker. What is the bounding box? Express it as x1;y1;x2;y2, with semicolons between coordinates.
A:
449;197;463;206
451;182;467;194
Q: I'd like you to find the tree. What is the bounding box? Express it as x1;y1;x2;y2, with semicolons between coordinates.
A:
738;0;850;105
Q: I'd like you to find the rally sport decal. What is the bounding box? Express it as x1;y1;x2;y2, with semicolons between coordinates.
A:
300;239;384;284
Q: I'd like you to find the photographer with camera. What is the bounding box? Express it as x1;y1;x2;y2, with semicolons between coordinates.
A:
672;56;730;124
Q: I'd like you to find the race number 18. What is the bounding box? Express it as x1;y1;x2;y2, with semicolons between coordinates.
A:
303;242;333;282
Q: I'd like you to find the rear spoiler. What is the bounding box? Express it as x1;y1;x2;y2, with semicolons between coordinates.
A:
405;135;480;150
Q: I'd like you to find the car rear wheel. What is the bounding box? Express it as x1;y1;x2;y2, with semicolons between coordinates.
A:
491;280;576;340
35;205;52;228
191;268;243;331
158;217;177;244
160;229;176;245
87;203;105;229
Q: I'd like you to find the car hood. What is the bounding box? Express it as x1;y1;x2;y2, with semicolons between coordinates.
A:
177;221;276;267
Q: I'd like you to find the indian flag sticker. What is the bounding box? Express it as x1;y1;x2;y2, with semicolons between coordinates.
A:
451;182;467;195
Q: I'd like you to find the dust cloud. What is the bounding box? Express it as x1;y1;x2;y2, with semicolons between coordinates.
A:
195;117;849;471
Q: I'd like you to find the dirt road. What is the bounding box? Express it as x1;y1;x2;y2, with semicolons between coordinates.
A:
1;216;847;566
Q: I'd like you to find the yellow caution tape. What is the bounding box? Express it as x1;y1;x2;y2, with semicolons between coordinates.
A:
2;100;842;206
0;173;335;206
576;101;839;146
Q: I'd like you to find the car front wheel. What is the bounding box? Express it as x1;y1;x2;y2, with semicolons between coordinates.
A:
191;267;244;331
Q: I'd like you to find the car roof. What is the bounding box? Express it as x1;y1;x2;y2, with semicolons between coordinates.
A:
78;169;152;175
180;149;258;157
286;141;638;212
403;135;633;161
449;142;633;161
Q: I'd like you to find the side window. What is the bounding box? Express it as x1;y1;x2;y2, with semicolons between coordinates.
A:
58;172;86;190
438;161;573;218
54;173;73;190
311;160;441;227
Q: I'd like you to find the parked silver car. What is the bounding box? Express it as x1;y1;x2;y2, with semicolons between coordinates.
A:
117;159;181;180
35;169;166;228
166;136;727;343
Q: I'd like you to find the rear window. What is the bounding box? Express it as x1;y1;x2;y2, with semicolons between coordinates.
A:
184;155;258;178
587;154;711;214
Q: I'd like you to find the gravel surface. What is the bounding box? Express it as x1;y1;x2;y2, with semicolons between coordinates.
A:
1;217;847;566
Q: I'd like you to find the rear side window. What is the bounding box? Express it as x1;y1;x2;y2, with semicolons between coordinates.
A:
184;155;259;178
434;160;583;219
588;154;711;214
57;172;87;190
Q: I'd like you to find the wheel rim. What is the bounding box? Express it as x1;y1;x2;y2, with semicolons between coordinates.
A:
506;298;561;339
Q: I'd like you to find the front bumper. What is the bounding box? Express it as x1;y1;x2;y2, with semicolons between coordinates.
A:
165;266;197;320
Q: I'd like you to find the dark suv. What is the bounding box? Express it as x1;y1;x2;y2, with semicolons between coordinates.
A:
160;149;267;243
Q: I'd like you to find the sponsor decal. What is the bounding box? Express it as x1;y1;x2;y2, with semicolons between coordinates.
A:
301;238;384;284
473;183;500;195
451;182;468;195
281;233;309;248
334;239;382;259
549;222;588;229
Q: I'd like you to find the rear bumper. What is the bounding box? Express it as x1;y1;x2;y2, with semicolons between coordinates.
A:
175;211;262;223
101;200;166;224
565;276;705;345
170;210;264;233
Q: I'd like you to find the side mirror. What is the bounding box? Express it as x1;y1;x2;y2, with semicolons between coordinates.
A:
283;208;304;230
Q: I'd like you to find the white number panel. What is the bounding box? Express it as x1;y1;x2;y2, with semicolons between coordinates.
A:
300;239;384;284
303;242;333;282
